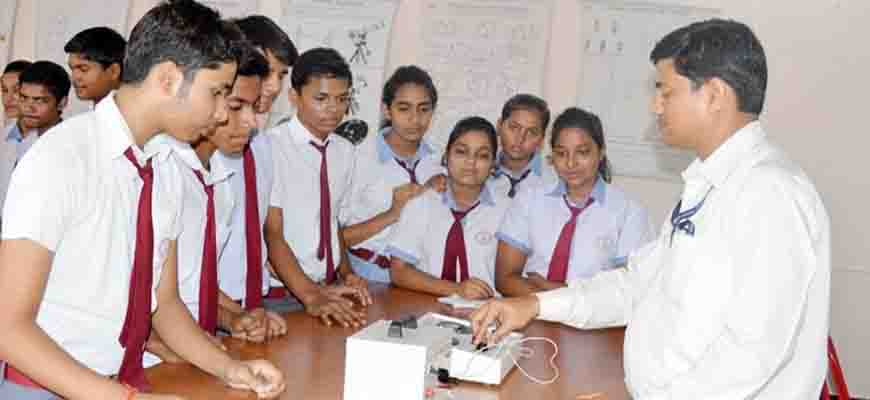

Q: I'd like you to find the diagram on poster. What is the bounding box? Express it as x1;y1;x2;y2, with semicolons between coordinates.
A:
201;0;259;19
577;0;718;180
35;0;128;116
418;0;553;150
0;0;16;67
278;0;398;135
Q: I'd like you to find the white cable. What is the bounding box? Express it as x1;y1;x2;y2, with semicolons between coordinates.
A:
508;336;560;385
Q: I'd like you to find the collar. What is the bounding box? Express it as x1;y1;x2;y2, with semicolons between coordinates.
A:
496;151;543;179
441;180;496;210
5;121;23;142
546;175;607;205
289;115;331;147
682;121;766;188
96;93;170;164
376;126;435;164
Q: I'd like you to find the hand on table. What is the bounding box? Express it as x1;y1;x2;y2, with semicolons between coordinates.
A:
305;286;367;328
340;272;373;306
458;278;495;300
229;308;288;342
222;359;286;399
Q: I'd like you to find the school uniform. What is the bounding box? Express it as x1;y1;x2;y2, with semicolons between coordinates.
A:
535;122;830;398
385;184;510;290
142;136;235;367
215;131;274;308
0;121;40;217
497;177;654;282
488;151;558;199
345;127;443;282
268;116;355;283
0;95;183;395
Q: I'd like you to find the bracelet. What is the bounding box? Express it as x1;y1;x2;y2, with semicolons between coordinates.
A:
122;383;139;400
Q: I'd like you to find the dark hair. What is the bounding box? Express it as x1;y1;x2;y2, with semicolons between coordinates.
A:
122;0;243;85
3;60;33;75
550;107;611;183
234;15;298;67
445;116;498;160
650;18;767;115
236;40;270;79
290;47;352;93
500;93;550;132
380;65;438;128
64;27;127;71
18;61;72;102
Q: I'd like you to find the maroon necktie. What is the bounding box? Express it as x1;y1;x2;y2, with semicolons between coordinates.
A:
193;171;218;335
118;147;154;391
547;196;594;283
394;158;420;184
441;203;479;282
242;145;263;310
310;141;336;283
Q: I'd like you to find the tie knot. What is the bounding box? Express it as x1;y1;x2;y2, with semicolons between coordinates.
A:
310;141;328;155
564;196;593;217
123;147;153;180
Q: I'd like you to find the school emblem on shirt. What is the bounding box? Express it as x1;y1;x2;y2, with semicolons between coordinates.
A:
476;231;494;245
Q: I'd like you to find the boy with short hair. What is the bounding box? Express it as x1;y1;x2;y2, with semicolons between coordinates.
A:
0;1;285;398
65;26;127;106
490;94;557;198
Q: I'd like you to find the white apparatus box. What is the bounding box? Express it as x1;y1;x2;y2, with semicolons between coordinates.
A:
343;312;522;400
343;313;458;400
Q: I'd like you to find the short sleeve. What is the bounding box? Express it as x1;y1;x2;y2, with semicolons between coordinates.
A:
383;195;428;265
495;188;533;254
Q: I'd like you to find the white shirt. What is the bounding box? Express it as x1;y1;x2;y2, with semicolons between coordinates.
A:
497;178;654;281
268;116;355;282
143;136;235;367
216;131;274;302
1;95;183;375
385;185;510;289
345;127;443;257
0;121;39;214
536;122;830;399
488;151;559;199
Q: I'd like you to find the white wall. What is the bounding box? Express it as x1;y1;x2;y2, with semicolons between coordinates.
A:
6;0;869;395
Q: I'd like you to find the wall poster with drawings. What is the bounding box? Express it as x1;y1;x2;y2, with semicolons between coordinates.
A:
576;0;718;180
35;0;129;116
416;0;554;151
277;0;399;141
200;0;259;19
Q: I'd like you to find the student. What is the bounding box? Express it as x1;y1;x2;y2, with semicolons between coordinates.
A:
472;19;830;399
341;65;444;283
229;14;299;304
495;107;654;297
387;116;508;299
65;26;126;106
266;47;372;328
490;94;558;198
2;60;32;123
208;38;289;342
0;61;70;220
0;1;285;399
1;60;33;217
235;15;298;129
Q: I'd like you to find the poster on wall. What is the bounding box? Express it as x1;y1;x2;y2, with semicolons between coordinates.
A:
35;0;129;116
201;0;259;19
576;0;718;180
0;0;17;123
277;0;399;137
416;0;553;150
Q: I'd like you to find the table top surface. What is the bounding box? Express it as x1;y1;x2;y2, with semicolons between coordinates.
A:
147;284;628;400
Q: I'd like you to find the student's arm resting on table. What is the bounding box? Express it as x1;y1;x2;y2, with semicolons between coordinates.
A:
264;206;366;328
336;229;373;306
0;239;144;400
217;290;287;343
153;240;285;398
494;240;542;296
390;257;494;300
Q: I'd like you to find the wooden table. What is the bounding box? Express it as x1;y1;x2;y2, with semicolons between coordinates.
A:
147;285;629;399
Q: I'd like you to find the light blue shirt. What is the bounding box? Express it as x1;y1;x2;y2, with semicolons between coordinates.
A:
497;177;655;281
6;123;39;163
